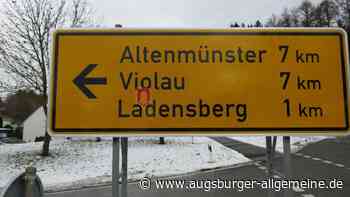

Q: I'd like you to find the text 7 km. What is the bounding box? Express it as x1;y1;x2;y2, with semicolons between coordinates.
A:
279;45;320;63
280;72;321;90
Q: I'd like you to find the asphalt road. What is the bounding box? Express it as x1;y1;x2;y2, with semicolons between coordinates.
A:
45;136;350;197
269;136;350;197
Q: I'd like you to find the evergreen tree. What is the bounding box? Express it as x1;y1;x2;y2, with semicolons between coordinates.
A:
255;20;263;27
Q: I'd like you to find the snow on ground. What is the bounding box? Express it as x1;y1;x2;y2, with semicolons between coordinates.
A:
0;137;249;191
230;136;330;153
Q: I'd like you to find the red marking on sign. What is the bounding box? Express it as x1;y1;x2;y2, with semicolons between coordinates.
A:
136;88;151;107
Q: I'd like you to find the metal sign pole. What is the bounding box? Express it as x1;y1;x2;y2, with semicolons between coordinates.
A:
121;137;128;197
112;24;122;197
283;136;293;197
1;167;44;197
266;136;274;197
272;136;277;157
112;137;120;197
24;167;36;197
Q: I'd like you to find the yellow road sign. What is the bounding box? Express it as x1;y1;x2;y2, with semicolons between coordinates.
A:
49;28;350;136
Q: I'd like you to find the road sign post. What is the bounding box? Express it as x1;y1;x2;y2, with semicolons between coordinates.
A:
266;136;274;197
272;136;277;157
0;167;43;197
121;137;128;197
283;136;293;197
112;23;123;194
24;167;37;197
112;137;120;197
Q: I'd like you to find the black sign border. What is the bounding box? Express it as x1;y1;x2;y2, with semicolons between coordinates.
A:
51;31;349;133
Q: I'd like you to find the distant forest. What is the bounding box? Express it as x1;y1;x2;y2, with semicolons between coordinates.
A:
231;0;349;32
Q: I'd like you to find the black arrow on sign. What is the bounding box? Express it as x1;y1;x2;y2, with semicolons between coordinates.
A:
73;64;107;99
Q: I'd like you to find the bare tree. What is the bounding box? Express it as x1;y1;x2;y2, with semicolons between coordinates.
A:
290;8;300;27
278;8;292;27
315;5;327;27
319;0;339;27
0;0;94;156
336;0;350;30
298;0;316;27
266;14;279;27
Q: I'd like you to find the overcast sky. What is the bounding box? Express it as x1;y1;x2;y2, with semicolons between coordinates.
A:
91;0;322;28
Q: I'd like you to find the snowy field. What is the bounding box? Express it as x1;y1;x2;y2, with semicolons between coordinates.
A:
0;137;249;191
230;136;329;153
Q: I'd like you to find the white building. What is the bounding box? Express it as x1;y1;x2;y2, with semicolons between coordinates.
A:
22;106;99;142
22;107;46;142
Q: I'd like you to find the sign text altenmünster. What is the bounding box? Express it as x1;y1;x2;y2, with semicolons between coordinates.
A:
49;29;350;135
